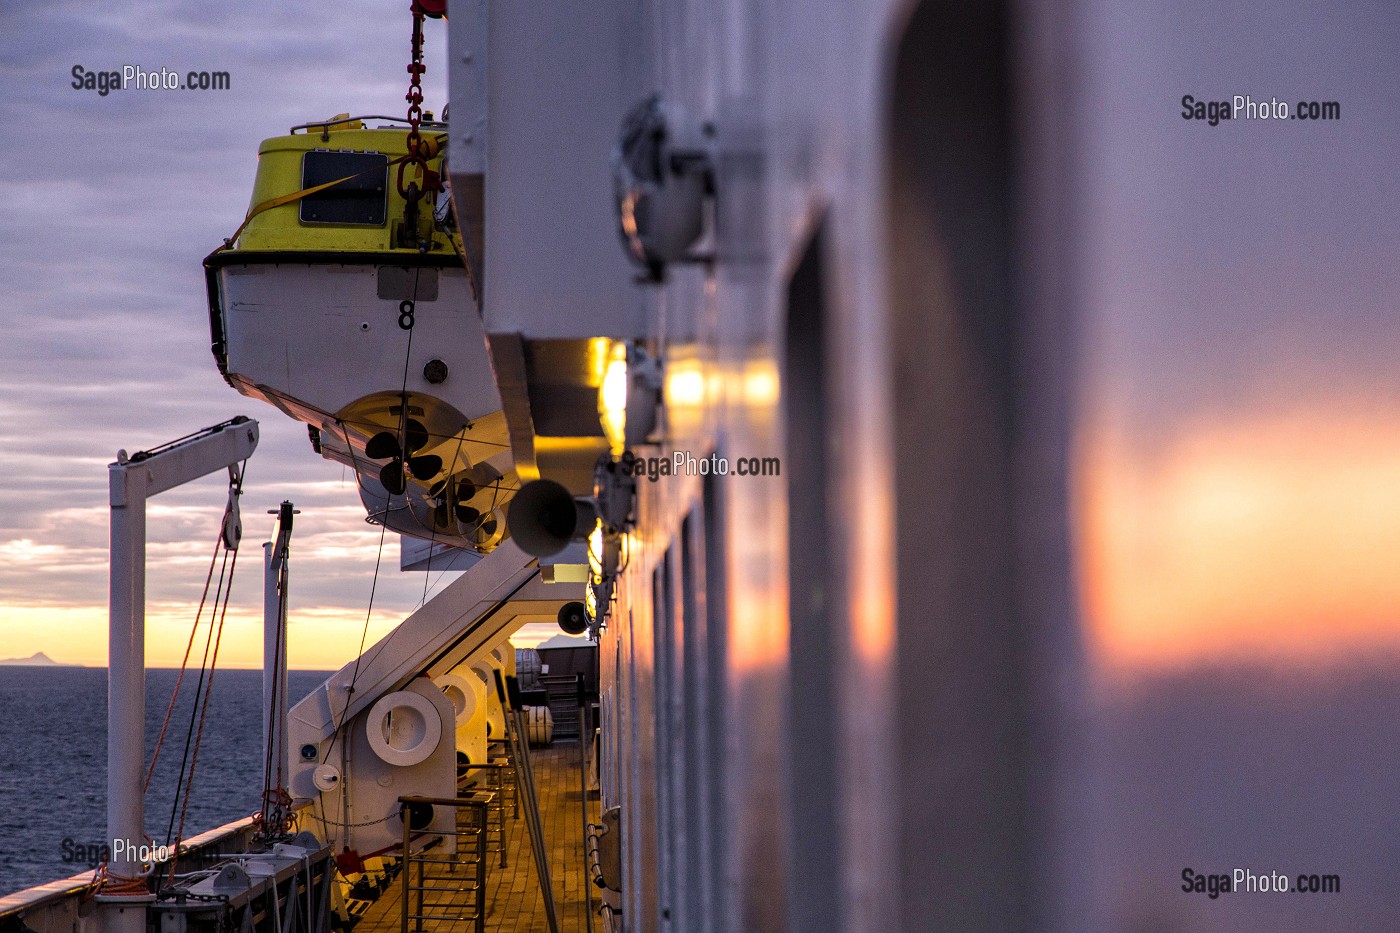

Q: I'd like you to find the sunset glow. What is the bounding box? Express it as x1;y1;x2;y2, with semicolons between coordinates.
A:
0;603;407;670
1077;406;1400;668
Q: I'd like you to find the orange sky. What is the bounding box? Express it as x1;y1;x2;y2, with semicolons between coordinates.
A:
0;604;399;670
1077;405;1400;669
0;605;561;670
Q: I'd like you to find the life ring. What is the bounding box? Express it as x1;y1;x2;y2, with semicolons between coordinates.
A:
364;690;442;767
434;672;479;726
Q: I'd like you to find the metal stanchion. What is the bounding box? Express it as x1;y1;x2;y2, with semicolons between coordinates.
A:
495;670;560;933
577;672;595;933
460;761;510;869
400;807;411;933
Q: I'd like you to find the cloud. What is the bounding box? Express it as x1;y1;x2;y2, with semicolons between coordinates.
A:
0;539;72;563
0;1;456;667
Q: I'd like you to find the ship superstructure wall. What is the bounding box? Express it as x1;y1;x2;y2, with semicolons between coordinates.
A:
451;1;1080;932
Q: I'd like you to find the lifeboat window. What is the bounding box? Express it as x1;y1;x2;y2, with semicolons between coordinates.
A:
300;150;388;226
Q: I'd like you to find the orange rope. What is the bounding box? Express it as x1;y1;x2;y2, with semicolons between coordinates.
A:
252;788;299;839
167;543;239;880
144;541;223;792
90;844;156;898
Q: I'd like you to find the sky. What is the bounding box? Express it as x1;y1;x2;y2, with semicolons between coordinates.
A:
0;1;571;669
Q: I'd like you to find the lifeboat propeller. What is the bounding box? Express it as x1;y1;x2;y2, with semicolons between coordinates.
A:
427;473;481;529
364;418;441;495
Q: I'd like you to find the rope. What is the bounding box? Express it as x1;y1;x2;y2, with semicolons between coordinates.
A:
144;536;224;792
417;427;469;608
91;862;154;898
261;628;283;801
160;462;247;880
319;514;389;772
251;788;299;839
169;545;237;874
164;546;232;848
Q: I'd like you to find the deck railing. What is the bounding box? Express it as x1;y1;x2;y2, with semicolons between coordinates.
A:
0;817;260;933
396;794;491;933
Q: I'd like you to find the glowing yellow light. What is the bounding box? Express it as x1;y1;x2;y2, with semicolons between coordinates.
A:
586;337;613;387
743;362;780;408
665;364;705;408
584;579;598;620
598;342;629;456
601;350;628;412
587;518;605;583
584;518;606;624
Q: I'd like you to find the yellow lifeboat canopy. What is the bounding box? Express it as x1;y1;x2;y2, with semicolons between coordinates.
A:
205;115;512;557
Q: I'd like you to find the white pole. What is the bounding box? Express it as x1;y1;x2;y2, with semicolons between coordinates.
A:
105;454;150;933
264;503;293;795
275;537;288;786
263;539;279;787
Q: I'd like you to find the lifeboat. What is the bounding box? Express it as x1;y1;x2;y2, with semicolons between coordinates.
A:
205;114;511;554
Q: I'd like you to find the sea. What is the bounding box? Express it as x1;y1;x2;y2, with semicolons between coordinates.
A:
0;666;331;895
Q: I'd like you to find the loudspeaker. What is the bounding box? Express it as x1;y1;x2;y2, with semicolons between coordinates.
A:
507;479;597;556
558;601;589;635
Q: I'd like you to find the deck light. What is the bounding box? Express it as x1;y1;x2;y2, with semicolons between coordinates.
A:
664;362;705;409
598;341;661;457
599;343;629;456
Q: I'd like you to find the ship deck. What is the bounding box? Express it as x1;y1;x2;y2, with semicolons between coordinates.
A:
355;741;597;933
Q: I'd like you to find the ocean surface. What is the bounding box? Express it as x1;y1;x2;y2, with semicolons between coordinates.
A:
0;667;331;895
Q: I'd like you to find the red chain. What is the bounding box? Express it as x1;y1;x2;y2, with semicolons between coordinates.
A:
398;5;440;199
405;10;425;161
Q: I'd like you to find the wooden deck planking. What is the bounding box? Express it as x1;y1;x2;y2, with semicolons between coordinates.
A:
357;741;597;933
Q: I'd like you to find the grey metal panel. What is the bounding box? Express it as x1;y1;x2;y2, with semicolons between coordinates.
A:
484;0;642;340
447;0;487;176
447;0;486;293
